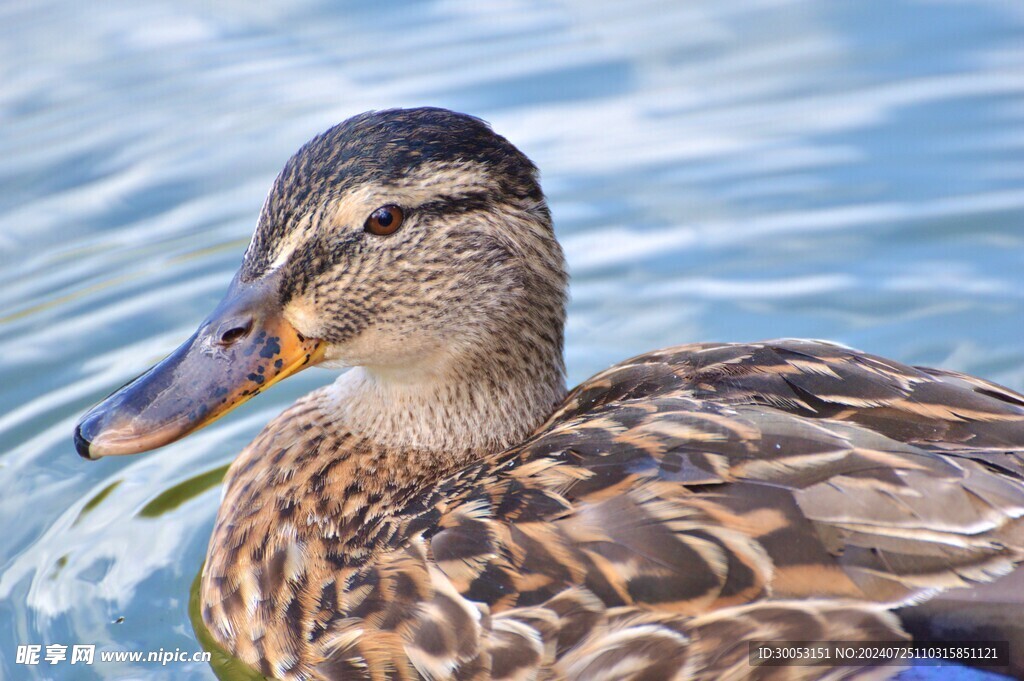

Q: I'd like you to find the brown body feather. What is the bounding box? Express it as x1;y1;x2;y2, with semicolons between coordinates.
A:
202;340;1024;679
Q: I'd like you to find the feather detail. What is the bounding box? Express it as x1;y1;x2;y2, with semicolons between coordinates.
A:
200;340;1024;679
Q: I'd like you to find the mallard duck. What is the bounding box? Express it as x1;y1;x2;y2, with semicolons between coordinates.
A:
75;108;1024;681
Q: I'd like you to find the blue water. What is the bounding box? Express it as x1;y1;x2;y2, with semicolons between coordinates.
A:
1;0;1023;679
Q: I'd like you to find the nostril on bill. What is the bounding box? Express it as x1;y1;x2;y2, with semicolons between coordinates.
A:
218;320;253;346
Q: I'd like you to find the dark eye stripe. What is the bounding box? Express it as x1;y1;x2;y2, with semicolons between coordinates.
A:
415;193;491;219
280;233;363;299
281;192;493;299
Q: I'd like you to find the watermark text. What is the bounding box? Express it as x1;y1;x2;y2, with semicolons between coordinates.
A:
16;644;211;666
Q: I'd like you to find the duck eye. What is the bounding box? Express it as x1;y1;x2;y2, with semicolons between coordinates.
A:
364;205;405;236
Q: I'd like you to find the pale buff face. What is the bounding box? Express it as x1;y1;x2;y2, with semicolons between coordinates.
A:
277;161;527;369
237;108;565;377
252;171;559;380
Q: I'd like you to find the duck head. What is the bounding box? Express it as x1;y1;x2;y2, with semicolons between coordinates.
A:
75;107;567;459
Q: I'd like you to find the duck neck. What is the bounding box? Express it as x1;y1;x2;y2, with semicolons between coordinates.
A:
320;338;567;466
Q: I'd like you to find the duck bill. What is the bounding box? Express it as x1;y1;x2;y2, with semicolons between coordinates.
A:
74;275;325;460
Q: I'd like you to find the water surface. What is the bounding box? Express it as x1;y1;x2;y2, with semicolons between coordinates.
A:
2;0;1023;678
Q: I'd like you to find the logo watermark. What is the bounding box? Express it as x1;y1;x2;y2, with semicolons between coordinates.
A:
16;644;211;666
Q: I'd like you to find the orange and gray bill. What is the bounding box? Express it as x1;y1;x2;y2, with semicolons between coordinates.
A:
74;274;324;459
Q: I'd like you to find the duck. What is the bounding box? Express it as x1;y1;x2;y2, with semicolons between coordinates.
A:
74;107;1024;681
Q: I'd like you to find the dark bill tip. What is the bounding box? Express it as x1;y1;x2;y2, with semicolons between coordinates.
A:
74;422;94;460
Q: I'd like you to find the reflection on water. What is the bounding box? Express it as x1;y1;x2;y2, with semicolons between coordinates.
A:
2;0;1023;678
188;570;263;681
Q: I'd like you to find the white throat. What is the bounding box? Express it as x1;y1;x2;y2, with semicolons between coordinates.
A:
317;362;566;455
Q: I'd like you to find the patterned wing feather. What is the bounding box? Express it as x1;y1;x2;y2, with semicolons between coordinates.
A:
207;341;1024;679
409;341;1024;678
